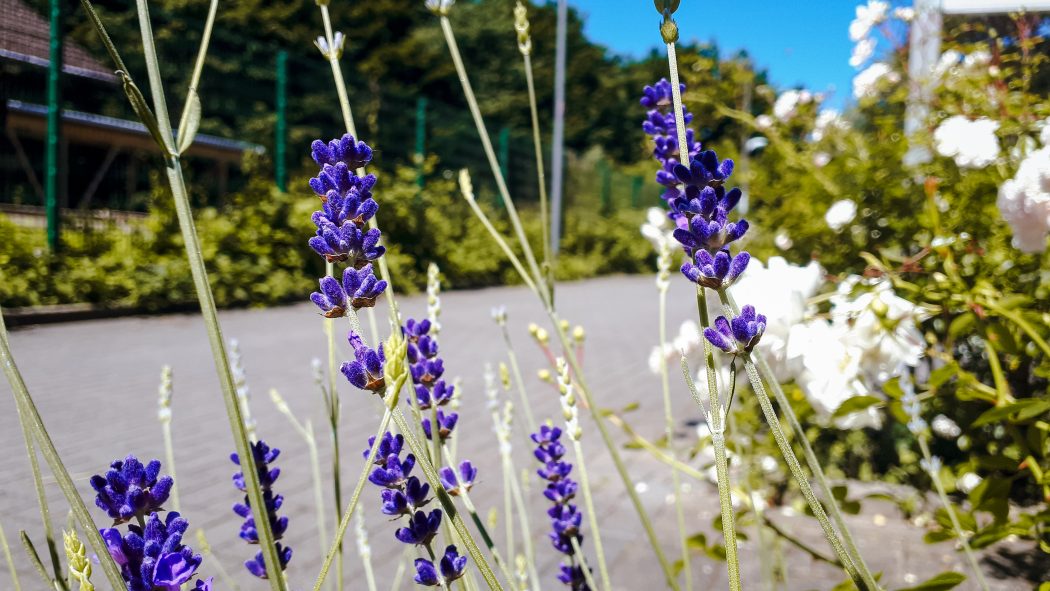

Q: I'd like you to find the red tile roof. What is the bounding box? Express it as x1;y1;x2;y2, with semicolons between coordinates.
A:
0;0;116;82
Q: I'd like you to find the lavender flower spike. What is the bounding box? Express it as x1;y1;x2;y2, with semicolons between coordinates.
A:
99;512;204;591
532;424;593;589
681;248;750;289
395;510;443;546
90;455;173;524
414;545;468;587
310;264;388;317
439;460;478;496
231;439;292;578
341;331;386;392
704;304;767;355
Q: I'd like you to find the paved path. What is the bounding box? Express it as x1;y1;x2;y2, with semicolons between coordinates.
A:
0;275;1035;590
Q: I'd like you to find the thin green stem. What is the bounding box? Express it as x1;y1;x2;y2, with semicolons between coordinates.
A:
501;459;515;567
160;422;180;512
196;529;241;591
498;325;537;435
569;437;611;591
439;16;546;305
0;520;21;591
0;308;124;591
605;413;709;481
391;408;506;591
454;484;519;588
665;42;691;168
917;438;989;591
15;399;64;589
312;406;394;591
504;458;542;591
742;359;866;588
460;183;539;297
19;532;53;589
355;510;378;591
658;283;692;591
549;316;680;590
568;537;600;591
680;359;741;591
522;52;553;289
719;289;880;590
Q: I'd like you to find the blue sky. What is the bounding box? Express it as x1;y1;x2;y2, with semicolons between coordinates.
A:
571;0;861;109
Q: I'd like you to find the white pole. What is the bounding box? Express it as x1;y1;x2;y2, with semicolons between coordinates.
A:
549;0;567;256
904;0;943;166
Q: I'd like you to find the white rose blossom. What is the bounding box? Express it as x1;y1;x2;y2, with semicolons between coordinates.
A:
850;37;876;68
852;62;900;100
997;146;1050;253
934;116;1000;169
849;0;890;42
825;199;857;231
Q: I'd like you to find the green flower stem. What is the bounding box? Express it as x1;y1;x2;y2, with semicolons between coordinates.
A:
449;480;519;587
496;323;537;436
0;308;125;591
568;537;600;591
916;438;989;591
604;413;708;481
692;287;742;591
521;50;553;290
196;529;241;591
569;437;612;591
664;42;691;171
501;459;515;569
19;532;53;589
741;358;866;589
459;181;539;298
548;317;680;590
503;457;542;591
390;407;506;591
312;405;394;591
269;389;331;579
658;282;693;591
438;16;546;302
0;520;20;591
160;419;180;513
356;510;378;591
760;514;840;568
679;359;741;591
15;398;64;589
718;289;880;590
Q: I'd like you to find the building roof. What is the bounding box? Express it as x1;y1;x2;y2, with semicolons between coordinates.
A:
0;0;116;82
6;99;264;163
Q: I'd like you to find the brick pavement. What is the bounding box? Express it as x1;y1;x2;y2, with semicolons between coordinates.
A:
0;275;1032;590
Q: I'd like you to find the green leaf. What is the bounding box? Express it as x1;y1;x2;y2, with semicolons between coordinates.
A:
972;399;1050;427
895;571;966;591
832;395;883;418
176;89;201;155
118;72;168;152
947;312;975;339
928;363;958;389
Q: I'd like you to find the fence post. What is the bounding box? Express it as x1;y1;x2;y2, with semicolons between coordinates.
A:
415;96;427;189
45;0;62;251
498;126;510;204
275;50;288;192
630;175;642;208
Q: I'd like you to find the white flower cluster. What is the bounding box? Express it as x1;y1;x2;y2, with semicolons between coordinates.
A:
640;207;676;252
852;62;901;100
825;199;858;231
773;89;818;122
848;1;912;100
933;115;1000;169
997;145;1050;253
652;258;929;429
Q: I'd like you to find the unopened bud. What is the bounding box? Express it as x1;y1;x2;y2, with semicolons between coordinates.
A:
499;363;511;390
572;325;585;343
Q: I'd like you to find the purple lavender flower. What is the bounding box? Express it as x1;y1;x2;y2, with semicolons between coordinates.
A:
704;305;767;355
244;544;292;580
308;221;386;265
421;409;459;442
369;453;417;488
681;249;750;289
532;425;593;589
414;380;455;409
363;432;405;463
381;476;431;516
312;186;379;228
99;512;203;591
341;331;386;392
404;318;433;341
310;264;389;317
231;440;292;578
90;456;173;524
395;510;443;546
192;578;214;591
439;460;477;496
311;134;374;170
414;546;468;587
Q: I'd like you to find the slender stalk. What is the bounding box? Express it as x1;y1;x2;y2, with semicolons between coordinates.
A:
568;538;600;591
680;358;741;591
0;520;20;591
158;366;180;512
657;272;692;591
504;459;542;591
195;529;240;591
1;309;124;590
15;399;64;589
665;42;691;167
312;407;395;591
604;414;709;481
523;51;552;285
354;510;378;591
391;408;506;591
917;438;989;590
496;323;537;437
501;460;515;568
454;484;519;588
569;437;611;591
741;359;865;588
548;317;679;589
719;289;880;590
459;172;539;297
19;532;53;589
438;16;545;302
